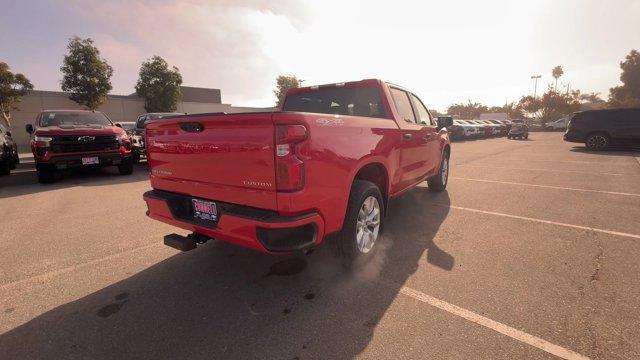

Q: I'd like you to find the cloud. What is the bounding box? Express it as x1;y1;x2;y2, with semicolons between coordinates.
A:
68;0;311;105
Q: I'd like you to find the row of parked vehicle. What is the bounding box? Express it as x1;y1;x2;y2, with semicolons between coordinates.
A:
449;119;528;140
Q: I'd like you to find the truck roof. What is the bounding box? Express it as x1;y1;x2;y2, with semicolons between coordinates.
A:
287;79;385;95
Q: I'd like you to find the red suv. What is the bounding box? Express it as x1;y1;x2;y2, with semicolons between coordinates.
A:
26;110;133;183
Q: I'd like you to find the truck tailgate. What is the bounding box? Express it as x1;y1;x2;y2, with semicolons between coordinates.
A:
146;113;277;210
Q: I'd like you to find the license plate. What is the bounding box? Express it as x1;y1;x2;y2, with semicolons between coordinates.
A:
192;199;218;221
82;157;99;165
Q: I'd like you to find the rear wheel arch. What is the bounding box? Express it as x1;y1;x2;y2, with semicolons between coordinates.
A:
443;144;451;158
352;162;390;207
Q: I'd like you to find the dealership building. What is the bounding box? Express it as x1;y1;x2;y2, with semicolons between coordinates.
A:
8;86;273;150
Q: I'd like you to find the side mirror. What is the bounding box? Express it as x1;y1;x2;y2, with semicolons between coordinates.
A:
25;124;34;134
115;123;122;128
437;116;453;129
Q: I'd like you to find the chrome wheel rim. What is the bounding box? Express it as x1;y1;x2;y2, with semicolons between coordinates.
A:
441;156;449;185
587;135;607;150
356;196;381;254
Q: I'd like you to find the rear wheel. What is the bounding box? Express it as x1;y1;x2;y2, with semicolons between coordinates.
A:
118;157;133;175
585;133;608;151
331;180;384;266
427;150;449;192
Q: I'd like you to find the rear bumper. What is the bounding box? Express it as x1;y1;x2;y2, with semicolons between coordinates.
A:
143;189;325;253
36;151;129;170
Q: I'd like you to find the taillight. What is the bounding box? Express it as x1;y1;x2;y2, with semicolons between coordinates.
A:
275;124;307;192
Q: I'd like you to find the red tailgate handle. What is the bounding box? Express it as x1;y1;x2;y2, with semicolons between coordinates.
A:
179;122;204;133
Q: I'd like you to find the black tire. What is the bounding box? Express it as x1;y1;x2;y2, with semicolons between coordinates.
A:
37;168;55;183
330;180;384;266
427;150;450;192
13;151;19;165
132;151;141;164
118;157;133;175
585;133;608;151
9;156;16;170
0;159;10;176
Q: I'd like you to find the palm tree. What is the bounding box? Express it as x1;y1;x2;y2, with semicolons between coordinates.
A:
552;66;564;91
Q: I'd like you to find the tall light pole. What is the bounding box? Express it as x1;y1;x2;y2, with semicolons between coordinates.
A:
531;75;541;98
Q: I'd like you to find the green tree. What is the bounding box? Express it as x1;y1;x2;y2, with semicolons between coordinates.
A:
552;66;564;90
60;36;113;110
609;49;640;107
0;62;33;127
518;86;581;125
135;56;183;112
446;100;488;119
274;75;301;108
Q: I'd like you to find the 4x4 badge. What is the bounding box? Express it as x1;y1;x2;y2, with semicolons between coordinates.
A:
77;136;95;142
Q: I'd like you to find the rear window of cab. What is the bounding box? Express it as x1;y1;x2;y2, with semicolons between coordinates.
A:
283;87;387;119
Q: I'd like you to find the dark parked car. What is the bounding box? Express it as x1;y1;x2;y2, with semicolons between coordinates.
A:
564;108;640;150
131;113;183;162
0;123;19;175
507;122;528;140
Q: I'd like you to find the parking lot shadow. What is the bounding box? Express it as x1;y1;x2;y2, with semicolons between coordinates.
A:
0;163;149;199
569;146;639;156
0;187;451;359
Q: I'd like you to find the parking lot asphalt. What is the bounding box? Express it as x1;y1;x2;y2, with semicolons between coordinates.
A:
1;132;639;359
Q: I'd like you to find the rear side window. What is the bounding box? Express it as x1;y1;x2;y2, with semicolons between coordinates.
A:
390;88;416;124
410;94;433;125
283;86;386;118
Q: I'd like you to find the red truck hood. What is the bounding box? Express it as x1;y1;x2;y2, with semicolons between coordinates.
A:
34;125;125;136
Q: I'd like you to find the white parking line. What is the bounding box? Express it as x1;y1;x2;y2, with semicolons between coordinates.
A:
399;286;590;360
494;158;638;165
437;204;640;240
450;177;640;197
456;164;640;177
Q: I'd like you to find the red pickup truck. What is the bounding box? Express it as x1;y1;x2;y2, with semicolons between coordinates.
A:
26;110;133;183
143;79;452;263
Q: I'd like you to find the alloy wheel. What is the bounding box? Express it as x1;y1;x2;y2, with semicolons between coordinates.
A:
356;196;381;254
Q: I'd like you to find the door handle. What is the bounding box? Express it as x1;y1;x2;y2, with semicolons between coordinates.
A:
403;133;413;140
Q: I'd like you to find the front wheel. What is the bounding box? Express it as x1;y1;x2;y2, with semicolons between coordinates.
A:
427;150;449;192
0;159;10;176
118;157;133;175
37;168;55;183
132;151;141;164
585;133;608;151
331;180;384;266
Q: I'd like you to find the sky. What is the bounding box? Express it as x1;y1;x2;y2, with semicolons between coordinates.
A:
1;0;639;112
